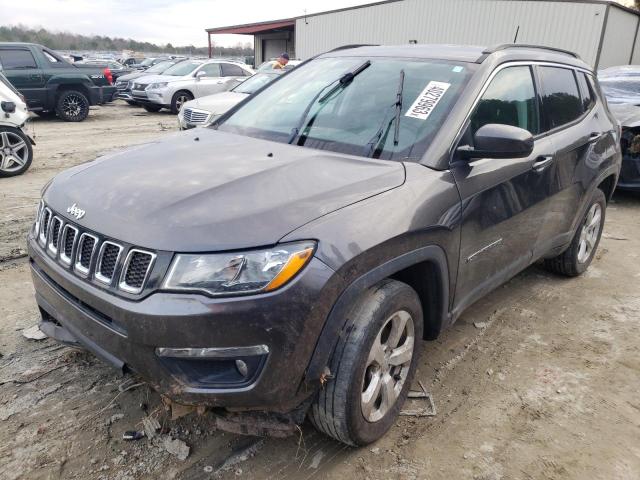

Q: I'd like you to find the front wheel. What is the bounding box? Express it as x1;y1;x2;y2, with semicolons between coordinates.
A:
544;188;606;276
171;91;193;114
0;127;33;177
309;279;423;446
55;90;90;122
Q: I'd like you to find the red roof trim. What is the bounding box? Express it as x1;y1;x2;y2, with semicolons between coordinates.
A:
206;19;295;35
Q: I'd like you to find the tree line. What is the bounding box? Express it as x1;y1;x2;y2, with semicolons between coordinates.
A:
0;25;253;56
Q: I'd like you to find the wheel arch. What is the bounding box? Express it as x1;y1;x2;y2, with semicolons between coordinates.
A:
597;173;617;203
301;245;450;390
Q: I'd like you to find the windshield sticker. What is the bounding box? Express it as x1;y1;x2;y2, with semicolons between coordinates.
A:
452;66;464;73
405;81;451;121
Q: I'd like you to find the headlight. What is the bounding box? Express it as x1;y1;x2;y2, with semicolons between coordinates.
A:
147;82;168;90
162;241;315;296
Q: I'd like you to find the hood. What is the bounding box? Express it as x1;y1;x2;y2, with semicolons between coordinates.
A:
44;129;406;252
132;74;179;85
182;91;248;114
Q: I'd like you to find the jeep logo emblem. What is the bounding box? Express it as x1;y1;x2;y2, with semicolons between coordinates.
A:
66;203;86;220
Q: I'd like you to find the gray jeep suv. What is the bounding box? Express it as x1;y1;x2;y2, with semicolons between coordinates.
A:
28;44;621;446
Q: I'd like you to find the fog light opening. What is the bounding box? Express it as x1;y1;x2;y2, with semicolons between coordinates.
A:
235;359;248;377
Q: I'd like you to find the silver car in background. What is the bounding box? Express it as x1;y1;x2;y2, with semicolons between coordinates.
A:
131;59;254;113
598;65;640;105
178;71;283;129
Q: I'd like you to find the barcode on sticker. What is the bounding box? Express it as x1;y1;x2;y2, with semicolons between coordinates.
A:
405;81;451;120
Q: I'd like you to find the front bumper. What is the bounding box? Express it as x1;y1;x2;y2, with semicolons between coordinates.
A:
133;89;171;107
28;233;337;412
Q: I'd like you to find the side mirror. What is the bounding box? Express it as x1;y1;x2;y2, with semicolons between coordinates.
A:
457;124;534;159
195;71;207;80
1;101;16;113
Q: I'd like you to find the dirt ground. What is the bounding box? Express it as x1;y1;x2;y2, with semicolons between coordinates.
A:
1;102;639;480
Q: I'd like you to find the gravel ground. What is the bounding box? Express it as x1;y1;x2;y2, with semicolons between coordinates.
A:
1;102;639;480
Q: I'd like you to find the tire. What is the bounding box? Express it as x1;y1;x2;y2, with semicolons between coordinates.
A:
0;127;33;177
55;90;90;122
125;100;137;106
170;91;193;114
544;188;606;276
309;279;423;446
142;104;162;112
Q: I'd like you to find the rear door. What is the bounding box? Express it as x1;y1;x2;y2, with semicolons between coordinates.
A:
0;47;46;109
451;64;555;313
532;66;612;257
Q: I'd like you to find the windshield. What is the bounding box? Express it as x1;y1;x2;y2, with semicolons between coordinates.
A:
139;58;154;67
146;61;174;74
233;73;280;94
219;56;476;160
163;61;201;76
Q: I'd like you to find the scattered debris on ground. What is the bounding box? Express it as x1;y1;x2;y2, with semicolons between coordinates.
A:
21;324;46;340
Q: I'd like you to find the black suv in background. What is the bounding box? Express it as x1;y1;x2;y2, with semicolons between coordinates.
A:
28;44;620;446
0;43;116;121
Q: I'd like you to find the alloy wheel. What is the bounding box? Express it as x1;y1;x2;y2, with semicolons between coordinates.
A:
0;131;29;174
361;310;415;422
577;203;602;264
62;94;86;119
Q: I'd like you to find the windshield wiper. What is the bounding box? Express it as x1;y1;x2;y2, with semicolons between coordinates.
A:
287;60;371;145
363;70;405;158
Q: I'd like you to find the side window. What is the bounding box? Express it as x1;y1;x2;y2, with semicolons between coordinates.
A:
468;66;539;138
198;63;221;77
538;66;582;130
221;63;247;77
576;72;595;112
0;49;37;69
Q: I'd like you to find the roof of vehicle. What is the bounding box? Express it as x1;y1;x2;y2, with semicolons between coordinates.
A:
322;43;591;70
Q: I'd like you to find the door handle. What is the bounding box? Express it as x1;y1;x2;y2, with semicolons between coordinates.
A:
532;155;553;172
588;132;604;142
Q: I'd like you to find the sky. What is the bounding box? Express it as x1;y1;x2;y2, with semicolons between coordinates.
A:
0;0;374;47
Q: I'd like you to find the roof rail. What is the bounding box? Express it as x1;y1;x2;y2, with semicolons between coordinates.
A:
328;44;379;52
482;43;580;60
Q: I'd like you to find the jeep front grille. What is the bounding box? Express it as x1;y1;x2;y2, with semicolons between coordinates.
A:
183;108;210;125
95;242;122;284
38;208;52;246
33;203;157;295
75;233;97;275
120;249;156;294
60;225;78;266
47;217;63;255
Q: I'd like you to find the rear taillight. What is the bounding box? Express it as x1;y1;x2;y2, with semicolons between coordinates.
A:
103;67;113;85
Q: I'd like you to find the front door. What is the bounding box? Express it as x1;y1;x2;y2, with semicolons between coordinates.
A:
451;65;555;314
0;47;46;109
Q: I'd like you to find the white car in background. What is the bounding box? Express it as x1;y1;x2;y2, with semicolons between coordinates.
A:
0;70;33;177
178;71;284;129
131;59;254;113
